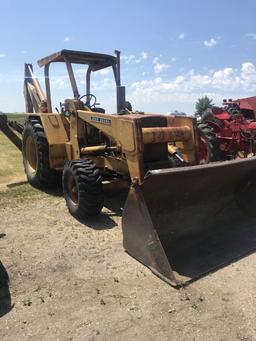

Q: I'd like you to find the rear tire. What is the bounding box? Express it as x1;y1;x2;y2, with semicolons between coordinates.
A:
63;159;104;219
22;118;60;189
198;123;220;163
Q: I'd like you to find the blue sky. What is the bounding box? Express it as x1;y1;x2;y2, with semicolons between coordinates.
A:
1;0;256;114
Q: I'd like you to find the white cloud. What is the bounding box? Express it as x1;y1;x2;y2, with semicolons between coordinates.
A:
91;78;115;91
50;71;115;92
171;57;177;62
0;53;5;58
241;62;256;75
246;33;256;39
64;37;71;42
121;54;135;64
51;75;69;89
153;57;170;74
204;38;217;48
178;33;185;40
154;63;170;74
129;62;256;108
141;51;148;60
79;75;115;91
121;52;148;64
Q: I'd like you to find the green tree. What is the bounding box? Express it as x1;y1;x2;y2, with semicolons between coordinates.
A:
195;96;214;117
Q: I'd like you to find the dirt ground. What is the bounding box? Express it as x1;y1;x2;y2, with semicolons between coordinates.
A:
1;185;256;341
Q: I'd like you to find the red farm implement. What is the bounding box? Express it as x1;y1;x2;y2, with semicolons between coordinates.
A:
198;97;256;163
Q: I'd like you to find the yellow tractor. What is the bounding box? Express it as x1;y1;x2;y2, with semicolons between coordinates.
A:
1;49;256;286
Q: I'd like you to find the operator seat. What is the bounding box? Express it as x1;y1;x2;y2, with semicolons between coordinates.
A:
82;103;105;113
91;107;105;114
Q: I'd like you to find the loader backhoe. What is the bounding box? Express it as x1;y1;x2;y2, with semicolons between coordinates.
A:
2;49;256;287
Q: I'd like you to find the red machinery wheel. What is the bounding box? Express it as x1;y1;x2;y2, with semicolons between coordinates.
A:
198;123;220;164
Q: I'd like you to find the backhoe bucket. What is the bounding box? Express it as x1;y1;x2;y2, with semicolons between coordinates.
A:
122;157;256;286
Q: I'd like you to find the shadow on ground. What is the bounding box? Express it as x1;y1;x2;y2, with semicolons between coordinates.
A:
0;261;13;317
39;183;127;230
79;190;128;230
44;183;63;197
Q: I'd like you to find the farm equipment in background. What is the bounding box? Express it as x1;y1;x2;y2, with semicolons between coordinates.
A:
234;96;256;119
198;98;256;163
2;50;256;287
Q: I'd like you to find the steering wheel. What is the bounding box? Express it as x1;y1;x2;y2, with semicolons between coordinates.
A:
79;94;97;108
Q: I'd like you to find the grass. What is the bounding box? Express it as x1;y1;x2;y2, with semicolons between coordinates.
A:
0;113;25;184
0;184;42;205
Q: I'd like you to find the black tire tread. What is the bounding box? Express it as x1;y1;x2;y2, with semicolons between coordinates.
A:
63;159;103;219
22;118;60;189
198;123;220;162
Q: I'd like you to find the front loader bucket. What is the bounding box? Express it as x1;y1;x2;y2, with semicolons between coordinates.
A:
122;157;256;286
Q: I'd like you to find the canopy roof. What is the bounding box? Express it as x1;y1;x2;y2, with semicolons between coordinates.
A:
37;49;117;71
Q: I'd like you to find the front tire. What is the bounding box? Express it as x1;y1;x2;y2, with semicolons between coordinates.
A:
63;159;104;219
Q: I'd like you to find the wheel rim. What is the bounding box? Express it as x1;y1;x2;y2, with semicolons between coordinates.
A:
25;136;37;173
66;174;78;204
